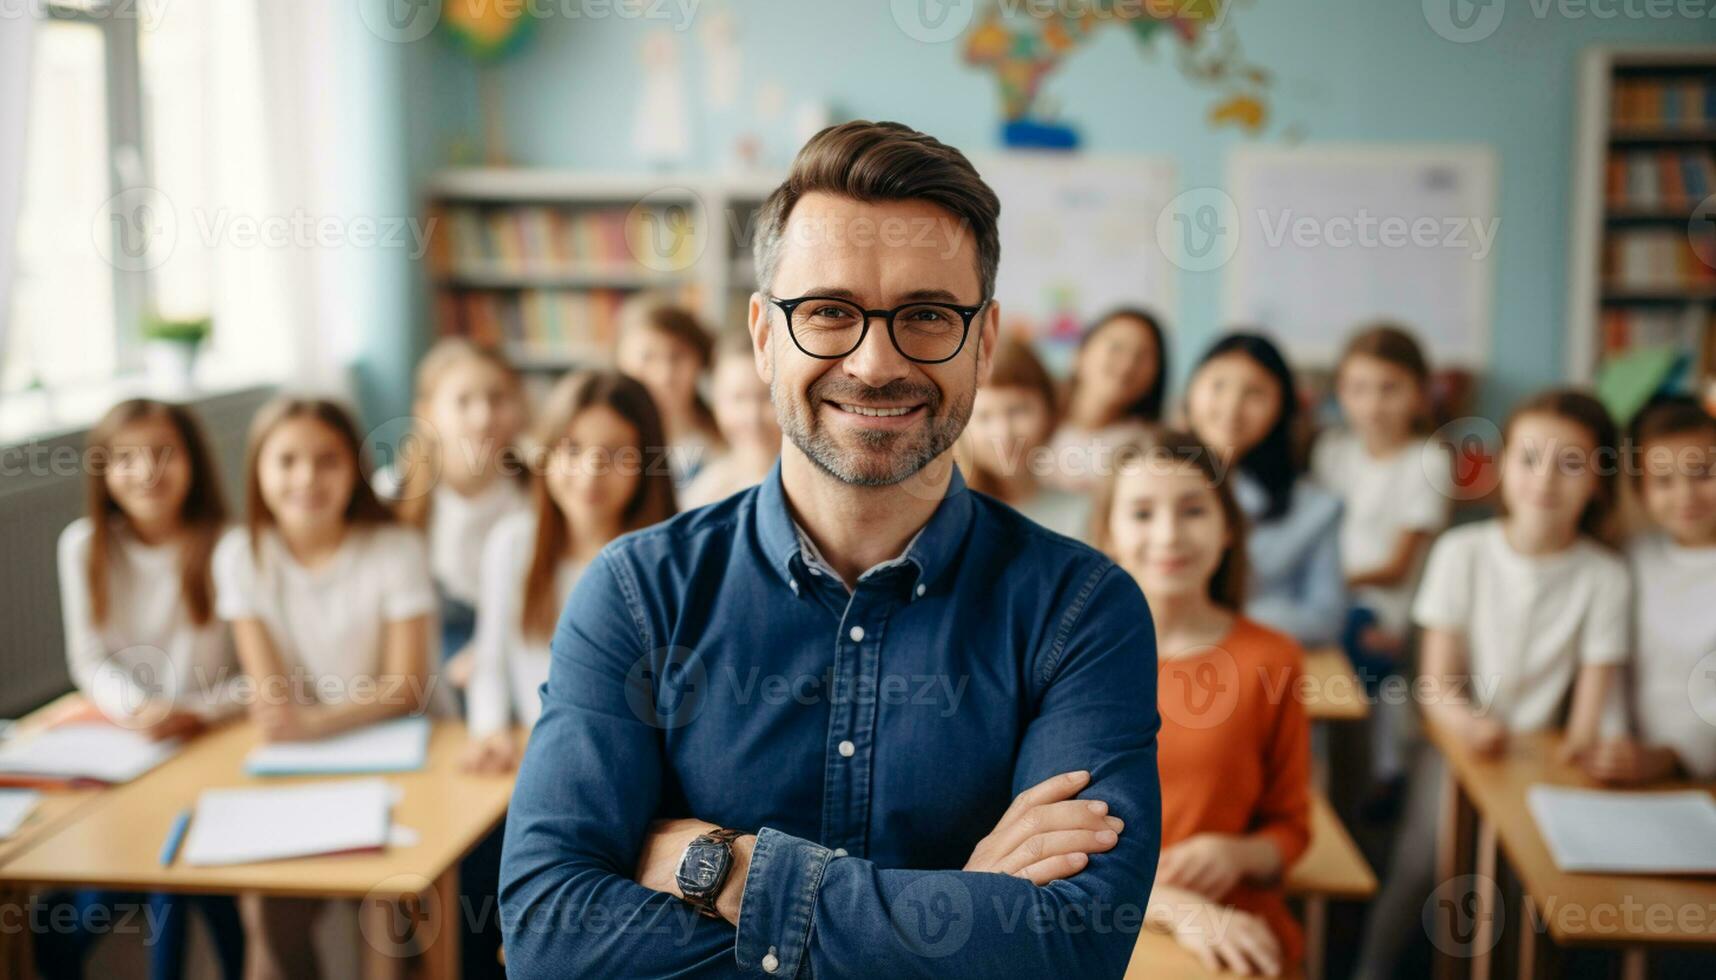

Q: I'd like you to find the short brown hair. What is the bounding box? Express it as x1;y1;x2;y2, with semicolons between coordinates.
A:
1091;427;1250;612
752;120;1001;300
1502;389;1620;544
1628;395;1716;488
1337;321;1430;385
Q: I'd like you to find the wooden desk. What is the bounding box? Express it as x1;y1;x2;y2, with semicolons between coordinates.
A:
1300;648;1369;722
1125;790;1374;980
0;717;513;980
1427;722;1716;980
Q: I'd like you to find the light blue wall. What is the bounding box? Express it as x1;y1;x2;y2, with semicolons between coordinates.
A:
396;0;1716;419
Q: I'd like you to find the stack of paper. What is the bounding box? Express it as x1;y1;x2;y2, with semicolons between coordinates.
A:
244;717;430;776
1528;785;1716;874
0;725;181;785
182;779;394;866
0;789;41;839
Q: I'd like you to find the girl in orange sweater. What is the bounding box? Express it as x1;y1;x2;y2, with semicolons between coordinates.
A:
1095;427;1312;977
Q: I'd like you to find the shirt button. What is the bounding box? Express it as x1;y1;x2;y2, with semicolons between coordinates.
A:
848;625;865;642
838;739;855;757
789;579;799;594
916;583;926;597
808;565;822;576
833;847;848;857
762;949;780;973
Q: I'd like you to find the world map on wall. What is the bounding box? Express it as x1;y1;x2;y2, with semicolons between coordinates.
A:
961;0;1274;146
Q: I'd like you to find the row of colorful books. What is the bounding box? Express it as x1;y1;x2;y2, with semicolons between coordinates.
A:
1606;150;1716;209
427;204;702;275
1604;228;1716;287
1611;76;1716;130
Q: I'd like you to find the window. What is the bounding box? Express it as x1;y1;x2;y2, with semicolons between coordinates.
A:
3;0;215;396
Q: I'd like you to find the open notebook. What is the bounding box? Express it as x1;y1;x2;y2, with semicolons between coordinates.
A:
1528;785;1716;874
244;717;431;776
181;779;394;866
0;724;181;786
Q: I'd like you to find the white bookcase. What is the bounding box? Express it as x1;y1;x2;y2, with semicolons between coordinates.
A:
1567;46;1716;397
422;170;781;371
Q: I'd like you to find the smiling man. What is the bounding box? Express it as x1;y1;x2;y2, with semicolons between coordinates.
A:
500;121;1161;978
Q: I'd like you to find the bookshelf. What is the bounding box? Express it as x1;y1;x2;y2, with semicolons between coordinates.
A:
1568;47;1716;405
422;170;781;372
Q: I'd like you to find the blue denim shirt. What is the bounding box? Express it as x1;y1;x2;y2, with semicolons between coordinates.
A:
500;462;1161;978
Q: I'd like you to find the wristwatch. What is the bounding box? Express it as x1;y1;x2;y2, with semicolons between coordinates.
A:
675;827;745;918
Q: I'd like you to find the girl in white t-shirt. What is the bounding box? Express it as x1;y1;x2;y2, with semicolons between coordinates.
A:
679;330;782;510
44;399;246;980
380;338;529;675
1045;308;1165;493
1311;325;1451;789
1584;397;1716;784
615;297;724;488
214;397;436;980
956;336;1093;541
1356;389;1629;978
462;370;679;771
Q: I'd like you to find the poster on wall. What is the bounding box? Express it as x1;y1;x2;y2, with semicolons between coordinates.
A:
1225;145;1497;367
978;153;1179;375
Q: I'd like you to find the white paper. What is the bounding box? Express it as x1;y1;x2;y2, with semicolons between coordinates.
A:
0;724;180;784
0;789;41;839
244;717;429;776
1528;785;1716;874
182;779;393;867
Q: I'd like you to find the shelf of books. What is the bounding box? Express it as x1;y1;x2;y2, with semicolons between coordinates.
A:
422;171;781;373
1570;48;1716;411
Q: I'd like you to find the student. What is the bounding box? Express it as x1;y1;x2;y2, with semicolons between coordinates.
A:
462;370;678;770
1355;388;1630;978
957;335;1092;539
380;338;529;671
1095;428;1310;977
614;297;723;487
1582;396;1716;784
1310;324;1451;798
40;399;244;980
1186;332;1346;649
214;397;436;980
1046;307;1166;493
679;330;782;509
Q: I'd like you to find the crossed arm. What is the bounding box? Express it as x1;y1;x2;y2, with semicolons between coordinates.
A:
499;558;1162;979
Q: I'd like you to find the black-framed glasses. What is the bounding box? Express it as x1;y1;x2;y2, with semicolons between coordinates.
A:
769;294;986;365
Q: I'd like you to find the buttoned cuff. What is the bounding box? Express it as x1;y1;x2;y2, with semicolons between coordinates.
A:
735;827;830;977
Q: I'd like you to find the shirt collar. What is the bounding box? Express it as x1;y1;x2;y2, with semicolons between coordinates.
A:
754;459;974;594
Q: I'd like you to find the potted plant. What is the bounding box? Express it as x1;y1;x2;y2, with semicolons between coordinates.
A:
141;314;211;391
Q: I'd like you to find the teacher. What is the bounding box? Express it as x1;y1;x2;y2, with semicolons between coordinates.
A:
500;120;1161;978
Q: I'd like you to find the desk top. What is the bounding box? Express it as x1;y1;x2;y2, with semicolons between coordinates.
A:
0;717;513;900
1124;929;1309;980
1427;721;1716;948
1285;790;1377;899
1300;648;1369;722
0;694;103;868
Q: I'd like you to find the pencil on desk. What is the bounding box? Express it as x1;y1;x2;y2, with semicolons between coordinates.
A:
160;808;191;866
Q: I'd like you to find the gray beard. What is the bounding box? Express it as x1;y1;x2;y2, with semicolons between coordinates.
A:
774;372;974;487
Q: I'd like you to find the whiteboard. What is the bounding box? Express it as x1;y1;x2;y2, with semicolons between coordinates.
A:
1225;145;1496;367
977;153;1179;375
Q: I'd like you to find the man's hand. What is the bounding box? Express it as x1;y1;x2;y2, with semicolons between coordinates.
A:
963;770;1123;885
634;818;755;925
1157;834;1251;900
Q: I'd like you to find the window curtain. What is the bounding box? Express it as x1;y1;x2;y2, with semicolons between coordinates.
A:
0;15;34;374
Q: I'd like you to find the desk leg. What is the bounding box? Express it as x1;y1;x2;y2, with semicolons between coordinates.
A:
1620;947;1648;980
420;869;460;980
0;886;35;980
1303;896;1326;980
1516;892;1552;980
1469;818;1499;980
1434;762;1477;980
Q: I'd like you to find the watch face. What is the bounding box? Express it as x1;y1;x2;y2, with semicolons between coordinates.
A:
677;840;730;896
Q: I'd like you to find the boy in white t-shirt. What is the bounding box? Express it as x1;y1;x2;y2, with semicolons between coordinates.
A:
1584;397;1716;783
